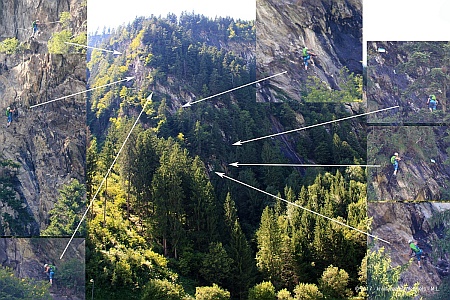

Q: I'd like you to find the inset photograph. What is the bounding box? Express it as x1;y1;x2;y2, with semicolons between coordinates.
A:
367;125;450;202
367;202;450;299
0;53;86;236
0;237;85;300
256;0;362;103
0;0;86;54
367;41;450;124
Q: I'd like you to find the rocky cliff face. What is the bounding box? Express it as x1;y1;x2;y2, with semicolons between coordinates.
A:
256;0;362;102
0;0;86;235
367;125;450;202
0;0;86;43
0;53;86;235
368;202;450;298
367;41;450;123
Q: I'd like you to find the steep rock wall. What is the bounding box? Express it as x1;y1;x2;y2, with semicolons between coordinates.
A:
0;0;86;41
256;0;362;102
0;237;85;300
369;202;450;298
0;53;86;235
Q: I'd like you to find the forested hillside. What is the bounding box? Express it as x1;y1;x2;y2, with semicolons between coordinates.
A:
83;13;368;299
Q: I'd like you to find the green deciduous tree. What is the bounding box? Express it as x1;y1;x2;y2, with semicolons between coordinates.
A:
248;281;276;300
293;283;322;300
367;247;420;299
48;29;72;54
195;284;230;300
0;267;50;300
141;279;186;300
318;265;351;299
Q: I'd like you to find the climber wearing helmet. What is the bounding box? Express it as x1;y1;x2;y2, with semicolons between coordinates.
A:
390;152;401;176
44;263;55;284
6;106;15;127
302;46;317;70
427;94;438;112
409;239;423;269
32;20;40;38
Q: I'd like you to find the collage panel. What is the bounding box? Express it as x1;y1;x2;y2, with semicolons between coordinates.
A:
82;0;371;299
0;0;86;55
0;51;86;236
366;41;450;124
256;0;362;103
367;125;450;202
367;202;450;299
0;1;87;237
0;237;85;299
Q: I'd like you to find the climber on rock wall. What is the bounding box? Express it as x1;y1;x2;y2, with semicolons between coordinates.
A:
32;20;40;38
6;106;15;127
44;263;55;285
302;47;317;71
409;239;423;269
427;94;438;112
391;152;401;176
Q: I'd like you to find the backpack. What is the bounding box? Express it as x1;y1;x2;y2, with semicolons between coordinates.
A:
5;109;8;116
391;156;396;164
410;242;420;253
302;48;308;57
49;265;56;272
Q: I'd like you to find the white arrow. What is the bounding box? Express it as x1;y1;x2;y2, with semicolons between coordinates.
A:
64;42;122;55
30;77;134;108
60;93;153;259
233;105;400;146
215;172;390;244
182;71;287;107
229;162;381;168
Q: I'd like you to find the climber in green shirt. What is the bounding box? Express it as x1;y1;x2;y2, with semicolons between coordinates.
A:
409;239;423;269
427;94;438;112
391;152;401;176
44;263;55;284
302;47;317;70
32;20;40;38
6;106;15;127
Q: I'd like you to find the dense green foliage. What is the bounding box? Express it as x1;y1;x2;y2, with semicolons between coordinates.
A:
86;13;367;299
195;284;230;300
366;247;419;299
0;267;50;300
57;258;85;294
0;38;29;54
48;11;87;54
0;157;35;235
41;179;86;236
429;210;450;261
304;68;362;103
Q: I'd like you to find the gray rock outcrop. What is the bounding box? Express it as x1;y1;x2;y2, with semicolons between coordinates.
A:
256;0;362;102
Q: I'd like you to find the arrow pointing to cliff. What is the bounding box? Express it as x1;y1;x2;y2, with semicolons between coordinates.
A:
64;42;122;55
215;172;390;244
182;71;287;107
60;93;153;259
30;77;134;108
233;105;400;146
229;162;381;168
